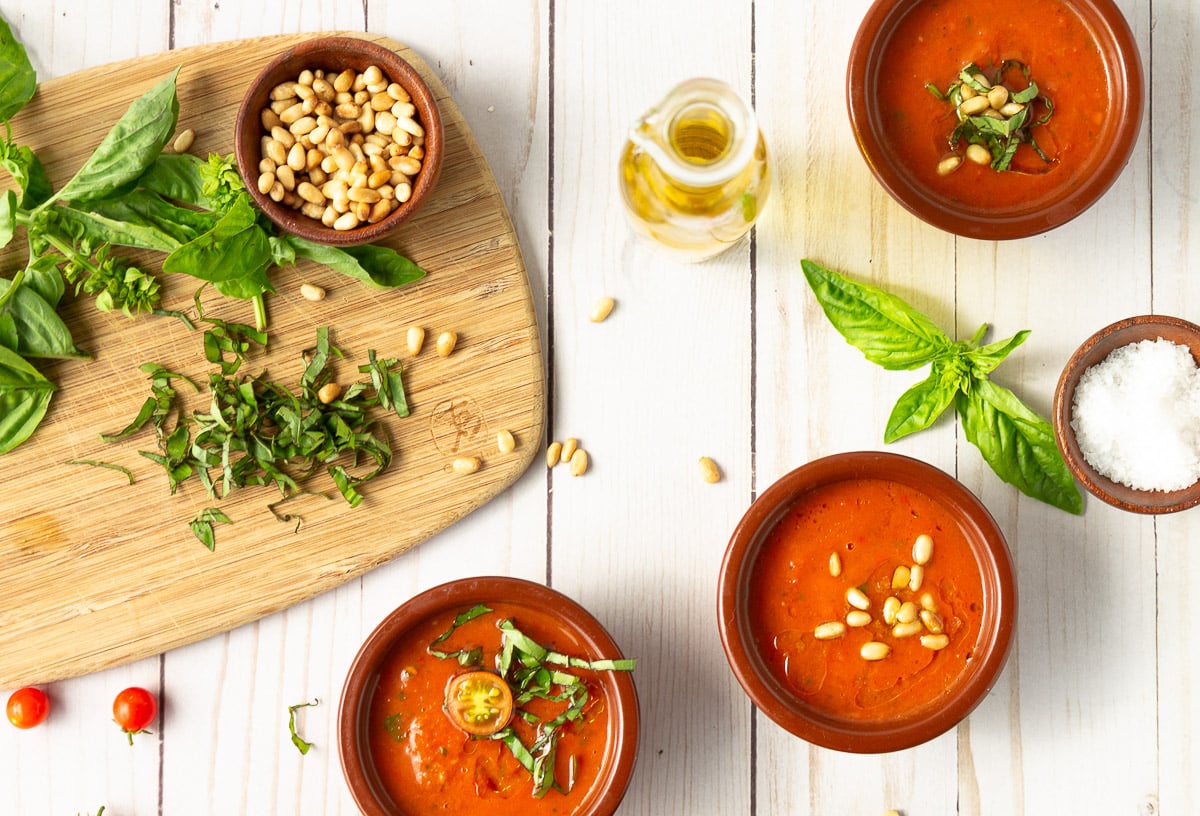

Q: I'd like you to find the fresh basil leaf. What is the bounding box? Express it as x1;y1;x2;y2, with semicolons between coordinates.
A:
0;188;14;249
135;152;215;209
801;259;953;370
0;345;54;454
2;144;53;208
44;203;184;254
163;197;273;292
0;311;16;350
0;14;35;122
22;254;64;307
956;377;1083;514
883;362;961;443
84;189;214;247
0;276;87;359
54;67;181;205
965;329;1031;374
189;506;232;551
287;235;427;289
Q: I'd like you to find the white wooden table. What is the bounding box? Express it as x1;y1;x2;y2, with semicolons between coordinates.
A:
0;0;1193;813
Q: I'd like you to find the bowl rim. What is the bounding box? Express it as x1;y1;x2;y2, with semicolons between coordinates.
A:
717;451;1017;753
337;575;640;816
845;0;1145;240
234;34;444;246
1053;314;1200;514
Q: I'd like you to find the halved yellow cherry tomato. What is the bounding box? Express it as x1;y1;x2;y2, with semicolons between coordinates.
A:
444;670;514;736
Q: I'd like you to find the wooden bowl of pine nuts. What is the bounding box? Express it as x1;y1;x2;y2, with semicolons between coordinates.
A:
717;451;1016;752
846;0;1143;240
234;35;443;246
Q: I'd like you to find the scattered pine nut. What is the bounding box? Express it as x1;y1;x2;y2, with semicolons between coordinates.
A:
299;282;326;301
698;456;721;484
908;564;925;592
845;610;872;628
436;331;458;357
172;127;196;153
892;620;923;639
913;533;933;565
936;155;962;176
965;143;991;166
919;592;938;611
920;609;944;634
891;565;911;590
452;456;481;474
406;326;425;356
546;441;563;468
561;437;578;463
846;587;870;611
589;296;615;323
496;429;516;454
568;448;589;477
828;552;842;577
813;621;846;640
317;382;342;404
896;601;918;624
860;641;890;661
921;633;950;651
882;596;901;625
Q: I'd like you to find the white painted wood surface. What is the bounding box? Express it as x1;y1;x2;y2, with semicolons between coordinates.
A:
0;0;1192;814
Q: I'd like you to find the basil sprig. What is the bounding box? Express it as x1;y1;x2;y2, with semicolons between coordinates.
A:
802;259;1083;514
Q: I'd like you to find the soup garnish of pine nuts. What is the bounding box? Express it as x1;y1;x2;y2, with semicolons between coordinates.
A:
259;64;426;230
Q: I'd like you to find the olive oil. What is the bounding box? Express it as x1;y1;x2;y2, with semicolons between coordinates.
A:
619;78;770;261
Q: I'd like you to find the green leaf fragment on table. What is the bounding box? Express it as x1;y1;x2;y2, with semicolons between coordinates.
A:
0;276;88;358
0;345;54;454
65;459;136;484
189;507;232;551
287;698;319;755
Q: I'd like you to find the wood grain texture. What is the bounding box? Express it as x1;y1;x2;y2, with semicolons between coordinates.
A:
0;32;544;689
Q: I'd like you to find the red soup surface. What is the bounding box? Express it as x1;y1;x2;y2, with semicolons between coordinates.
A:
368;603;613;815
749;478;985;721
875;0;1111;212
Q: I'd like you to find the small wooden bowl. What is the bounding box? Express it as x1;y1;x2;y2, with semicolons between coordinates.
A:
338;576;640;815
234;35;443;246
1053;315;1200;514
717;451;1016;753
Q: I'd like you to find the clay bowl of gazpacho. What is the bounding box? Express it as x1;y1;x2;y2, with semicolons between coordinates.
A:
846;0;1143;240
718;451;1016;753
338;576;639;816
1053;315;1200;514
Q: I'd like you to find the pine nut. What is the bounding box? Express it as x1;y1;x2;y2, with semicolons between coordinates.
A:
334;69;356;93
896;601;918;624
959;95;991;116
921;634;950;651
436;331;458;357
891;565;910;590
908;565;925;592
698;456;721;484
987;85;1009;109
860;641;890;661
497;430;516;454
814;621;846;640
297;182;325;206
387;82;411;102
406;326;425;356
271;81;298;101
913;534;933;565
966;143;991;165
936;155;962;176
960;84;977;100
317;382;342;404
568;448;589;477
828;552;842;577
920;592;937;611
883;596;901;625
257;171;276;195
299;283;325;302
846;610;872;628
999;102;1025;117
265;138;287;165
846;587;870;611
276;164;296;191
920;609;944;634
368;199;393;223
333;211;359;230
172;127;195;153
546;441;563;468
271;125;297;148
452;456;482;475
363;65;383;86
589;296;615;323
348;186;382;204
561;437;578;463
892;620;923;638
971;72;992;89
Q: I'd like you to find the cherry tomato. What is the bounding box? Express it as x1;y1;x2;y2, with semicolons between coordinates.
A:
444;670;514;736
6;687;50;729
113;686;157;744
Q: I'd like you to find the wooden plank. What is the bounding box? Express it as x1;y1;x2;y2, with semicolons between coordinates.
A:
0;32;545;688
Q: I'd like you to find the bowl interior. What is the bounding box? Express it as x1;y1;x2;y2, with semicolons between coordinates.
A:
234;35;443;246
1053;315;1200;514
718;452;1016;753
338;577;639;816
847;0;1144;239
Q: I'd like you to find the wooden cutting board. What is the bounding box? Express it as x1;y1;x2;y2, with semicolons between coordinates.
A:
0;33;545;688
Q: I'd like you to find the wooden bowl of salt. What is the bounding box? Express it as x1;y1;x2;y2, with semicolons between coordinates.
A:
1053;314;1200;514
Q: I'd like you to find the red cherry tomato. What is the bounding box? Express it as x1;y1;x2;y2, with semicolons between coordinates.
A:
113;687;157;744
6;687;50;729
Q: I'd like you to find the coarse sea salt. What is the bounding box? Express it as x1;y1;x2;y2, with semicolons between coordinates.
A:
1070;337;1200;491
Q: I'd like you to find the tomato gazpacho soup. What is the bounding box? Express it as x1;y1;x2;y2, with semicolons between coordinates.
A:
874;0;1112;212
748;478;985;721
366;602;635;814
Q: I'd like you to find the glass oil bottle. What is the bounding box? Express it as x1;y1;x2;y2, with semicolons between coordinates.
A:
618;78;770;262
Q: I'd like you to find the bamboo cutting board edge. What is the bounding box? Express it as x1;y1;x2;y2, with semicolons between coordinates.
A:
0;33;546;687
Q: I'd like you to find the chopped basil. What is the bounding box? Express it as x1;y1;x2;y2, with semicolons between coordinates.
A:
287;698;319;755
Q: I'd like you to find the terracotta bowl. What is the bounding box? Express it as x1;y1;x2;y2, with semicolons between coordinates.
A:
338;576;639;815
234;36;443;246
846;0;1143;240
1053;315;1200;514
717;451;1016;753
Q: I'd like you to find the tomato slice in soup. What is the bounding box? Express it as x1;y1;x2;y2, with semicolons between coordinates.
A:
444;670;515;736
